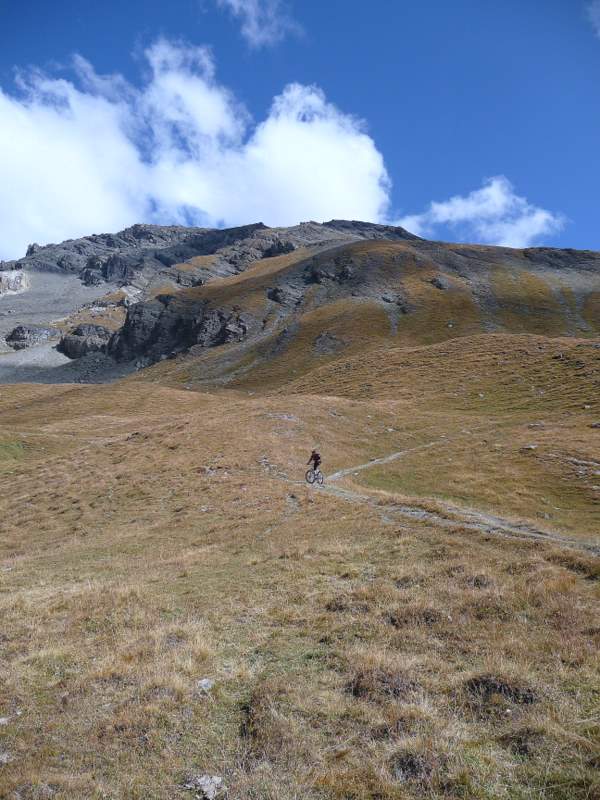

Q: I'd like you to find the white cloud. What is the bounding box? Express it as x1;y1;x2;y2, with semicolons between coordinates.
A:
0;39;389;260
586;0;600;37
398;177;565;248
216;0;299;47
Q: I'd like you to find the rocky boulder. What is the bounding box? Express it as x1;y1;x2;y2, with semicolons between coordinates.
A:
0;270;29;295
262;239;295;258
314;331;346;355
57;324;112;359
5;324;60;350
80;267;103;286
430;275;453;290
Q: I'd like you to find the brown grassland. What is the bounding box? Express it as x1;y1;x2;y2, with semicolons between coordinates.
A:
1;242;600;799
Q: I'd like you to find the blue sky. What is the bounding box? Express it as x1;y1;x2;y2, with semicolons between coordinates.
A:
1;0;600;258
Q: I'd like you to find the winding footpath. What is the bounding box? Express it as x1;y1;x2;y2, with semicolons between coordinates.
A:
310;445;600;556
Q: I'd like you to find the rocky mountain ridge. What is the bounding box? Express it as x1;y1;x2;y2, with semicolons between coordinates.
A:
1;220;599;385
0;220;417;291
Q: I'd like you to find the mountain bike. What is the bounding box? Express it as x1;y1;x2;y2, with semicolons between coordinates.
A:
305;468;324;485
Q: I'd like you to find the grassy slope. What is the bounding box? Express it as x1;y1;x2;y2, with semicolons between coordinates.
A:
284;334;600;539
1;240;600;799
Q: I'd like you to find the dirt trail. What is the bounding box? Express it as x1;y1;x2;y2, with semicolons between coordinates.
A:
327;439;447;481
320;482;598;553
306;445;600;555
327;421;501;482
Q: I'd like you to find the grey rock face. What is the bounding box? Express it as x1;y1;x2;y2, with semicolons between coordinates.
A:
108;294;252;363
5;324;59;350
303;251;358;286
101;253;136;283
262;239;295;257
80;267;103;286
266;285;302;306
57;324;112;359
322;219;419;241
2;222;278;290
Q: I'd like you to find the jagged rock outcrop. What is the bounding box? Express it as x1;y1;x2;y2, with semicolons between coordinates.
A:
3;223;269;288
57;324;112;359
5;324;59;350
108;295;252;364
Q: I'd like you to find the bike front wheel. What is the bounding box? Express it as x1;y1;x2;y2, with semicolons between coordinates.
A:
305;469;316;484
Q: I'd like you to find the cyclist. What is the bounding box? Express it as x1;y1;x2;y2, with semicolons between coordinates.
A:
307;449;322;473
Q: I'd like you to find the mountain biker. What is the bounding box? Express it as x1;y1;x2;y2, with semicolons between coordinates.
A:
307;449;322;472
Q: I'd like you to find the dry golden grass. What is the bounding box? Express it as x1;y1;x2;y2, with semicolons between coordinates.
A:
55;306;126;333
1;371;599;799
490;268;569;337
174;255;218;273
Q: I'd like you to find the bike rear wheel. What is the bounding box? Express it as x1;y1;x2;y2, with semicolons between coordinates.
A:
316;470;324;485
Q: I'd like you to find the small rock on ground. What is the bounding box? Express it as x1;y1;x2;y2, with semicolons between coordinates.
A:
196;678;214;694
182;774;225;799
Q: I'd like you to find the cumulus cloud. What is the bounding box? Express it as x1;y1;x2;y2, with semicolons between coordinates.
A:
0;39;389;260
216;0;299;47
586;0;600;37
398;177;565;248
